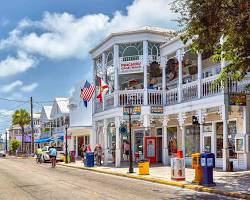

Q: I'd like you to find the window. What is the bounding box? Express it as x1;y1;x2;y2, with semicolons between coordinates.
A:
216;122;223;158
167;127;177;156
185;125;200;157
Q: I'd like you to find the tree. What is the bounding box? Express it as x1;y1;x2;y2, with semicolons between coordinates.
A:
12;109;30;152
171;0;250;82
10;139;21;155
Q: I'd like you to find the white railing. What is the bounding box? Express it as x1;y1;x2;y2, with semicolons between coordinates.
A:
166;88;178;105
202;75;222;97
148;90;163;105
119;89;144;106
104;93;114;110
182;80;198;101
148;55;160;63
120;55;143;62
228;78;250;93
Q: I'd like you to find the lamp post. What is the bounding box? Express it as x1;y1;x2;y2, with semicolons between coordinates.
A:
65;117;69;164
5;131;7;153
125;99;134;173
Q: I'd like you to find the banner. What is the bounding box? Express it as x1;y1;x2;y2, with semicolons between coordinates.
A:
119;60;143;74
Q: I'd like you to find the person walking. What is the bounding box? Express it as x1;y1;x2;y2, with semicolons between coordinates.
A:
123;140;130;161
49;144;57;168
81;144;87;161
94;144;102;166
111;142;116;164
36;145;42;164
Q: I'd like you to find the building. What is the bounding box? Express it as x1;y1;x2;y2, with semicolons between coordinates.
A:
90;26;250;170
68;80;92;157
50;98;69;148
37;106;53;146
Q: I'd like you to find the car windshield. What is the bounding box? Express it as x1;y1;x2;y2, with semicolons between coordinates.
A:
49;147;63;151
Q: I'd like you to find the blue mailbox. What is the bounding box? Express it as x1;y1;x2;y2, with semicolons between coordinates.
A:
201;153;216;186
85;152;95;167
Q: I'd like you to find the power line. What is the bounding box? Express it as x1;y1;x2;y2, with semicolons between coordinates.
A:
0;97;28;103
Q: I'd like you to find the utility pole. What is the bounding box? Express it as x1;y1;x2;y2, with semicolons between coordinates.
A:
5;131;7;152
30;97;34;154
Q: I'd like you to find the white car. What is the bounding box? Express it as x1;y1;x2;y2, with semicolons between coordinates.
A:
41;146;64;162
0;150;6;157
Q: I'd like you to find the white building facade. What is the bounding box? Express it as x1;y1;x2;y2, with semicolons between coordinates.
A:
68;81;92;157
90;27;250;170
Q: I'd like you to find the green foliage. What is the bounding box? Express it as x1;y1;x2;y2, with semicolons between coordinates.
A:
10;139;21;154
12;109;30;151
171;0;250;81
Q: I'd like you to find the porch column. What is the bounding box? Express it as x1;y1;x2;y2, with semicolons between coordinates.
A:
115;117;121;167
102;53;106;111
197;52;202;99
103;119;109;166
222;106;229;171
143;40;148;105
162;115;169;165
177;49;184;103
178;112;186;156
113;44;119;107
90;121;97;150
211;122;216;154
161;56;167;105
197;109;205;152
92;59;96;114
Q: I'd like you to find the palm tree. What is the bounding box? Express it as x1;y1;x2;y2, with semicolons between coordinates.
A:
12;109;30;152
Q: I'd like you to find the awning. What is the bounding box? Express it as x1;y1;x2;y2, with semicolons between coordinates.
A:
34;137;52;143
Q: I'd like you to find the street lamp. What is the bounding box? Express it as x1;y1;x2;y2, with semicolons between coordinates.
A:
125;98;134;173
65;117;69;164
5;131;7;153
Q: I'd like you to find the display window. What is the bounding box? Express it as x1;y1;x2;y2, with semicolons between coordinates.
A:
185;125;200;157
167;127;177;156
216;122;223;158
228;121;237;158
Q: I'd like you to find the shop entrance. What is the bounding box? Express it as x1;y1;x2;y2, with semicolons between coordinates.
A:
145;137;157;163
77;136;90;157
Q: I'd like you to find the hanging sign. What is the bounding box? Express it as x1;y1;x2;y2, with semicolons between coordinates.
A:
229;93;246;106
151;106;163;114
119;60;143;74
123;106;141;115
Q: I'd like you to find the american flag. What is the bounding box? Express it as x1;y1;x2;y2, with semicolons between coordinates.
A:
80;80;95;102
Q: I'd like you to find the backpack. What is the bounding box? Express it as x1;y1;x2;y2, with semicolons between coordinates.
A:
49;148;57;156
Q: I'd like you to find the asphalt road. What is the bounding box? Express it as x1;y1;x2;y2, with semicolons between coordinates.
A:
0;157;240;200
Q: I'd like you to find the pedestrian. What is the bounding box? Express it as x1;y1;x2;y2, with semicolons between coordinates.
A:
87;145;92;152
124;140;130;161
94;144;102;166
81;145;87;161
49;143;57;168
111;142;116;163
36;144;42;164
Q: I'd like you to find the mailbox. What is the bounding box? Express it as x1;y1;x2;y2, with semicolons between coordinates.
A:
201;153;216;186
192;153;202;184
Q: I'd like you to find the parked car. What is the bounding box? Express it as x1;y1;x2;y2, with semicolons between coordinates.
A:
0;150;6;157
41;146;64;162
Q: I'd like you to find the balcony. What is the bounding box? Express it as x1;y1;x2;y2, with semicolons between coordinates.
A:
94;75;250;113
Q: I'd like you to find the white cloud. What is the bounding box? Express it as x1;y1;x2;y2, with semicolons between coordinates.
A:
0;52;36;77
0;80;23;93
20;82;38;93
0;0;178;60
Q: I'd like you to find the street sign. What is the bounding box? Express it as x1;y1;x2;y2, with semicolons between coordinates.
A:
229;93;246;106
123;106;141;115
151;106;163;114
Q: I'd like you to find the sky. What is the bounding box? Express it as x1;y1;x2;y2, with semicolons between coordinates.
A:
0;0;179;133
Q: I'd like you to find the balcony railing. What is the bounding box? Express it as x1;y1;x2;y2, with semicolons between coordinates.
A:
93;75;250;113
120;55;143;62
119;89;144;106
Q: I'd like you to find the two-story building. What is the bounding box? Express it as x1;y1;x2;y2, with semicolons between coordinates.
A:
90;26;250;171
68;80;92;157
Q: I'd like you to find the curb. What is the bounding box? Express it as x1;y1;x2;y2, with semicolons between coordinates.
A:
58;163;250;199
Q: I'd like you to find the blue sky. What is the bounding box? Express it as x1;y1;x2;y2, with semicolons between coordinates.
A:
0;0;179;133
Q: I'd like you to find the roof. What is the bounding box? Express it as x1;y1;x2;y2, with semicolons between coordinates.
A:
43;106;52;120
55;98;69;114
33;113;41;119
90;26;175;54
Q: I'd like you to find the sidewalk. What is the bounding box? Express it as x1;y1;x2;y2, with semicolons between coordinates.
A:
59;161;250;199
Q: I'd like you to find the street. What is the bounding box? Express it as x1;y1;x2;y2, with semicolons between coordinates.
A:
0;157;240;200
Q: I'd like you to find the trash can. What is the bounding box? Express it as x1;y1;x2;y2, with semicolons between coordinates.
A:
192;153;202;184
171;150;185;181
63;154;70;163
138;160;149;175
201;153;216;186
70;150;76;162
85;152;94;167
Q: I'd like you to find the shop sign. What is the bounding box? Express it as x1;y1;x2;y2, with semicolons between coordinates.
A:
229;93;246;106
151;106;163;114
119;60;143;74
123;106;141;115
